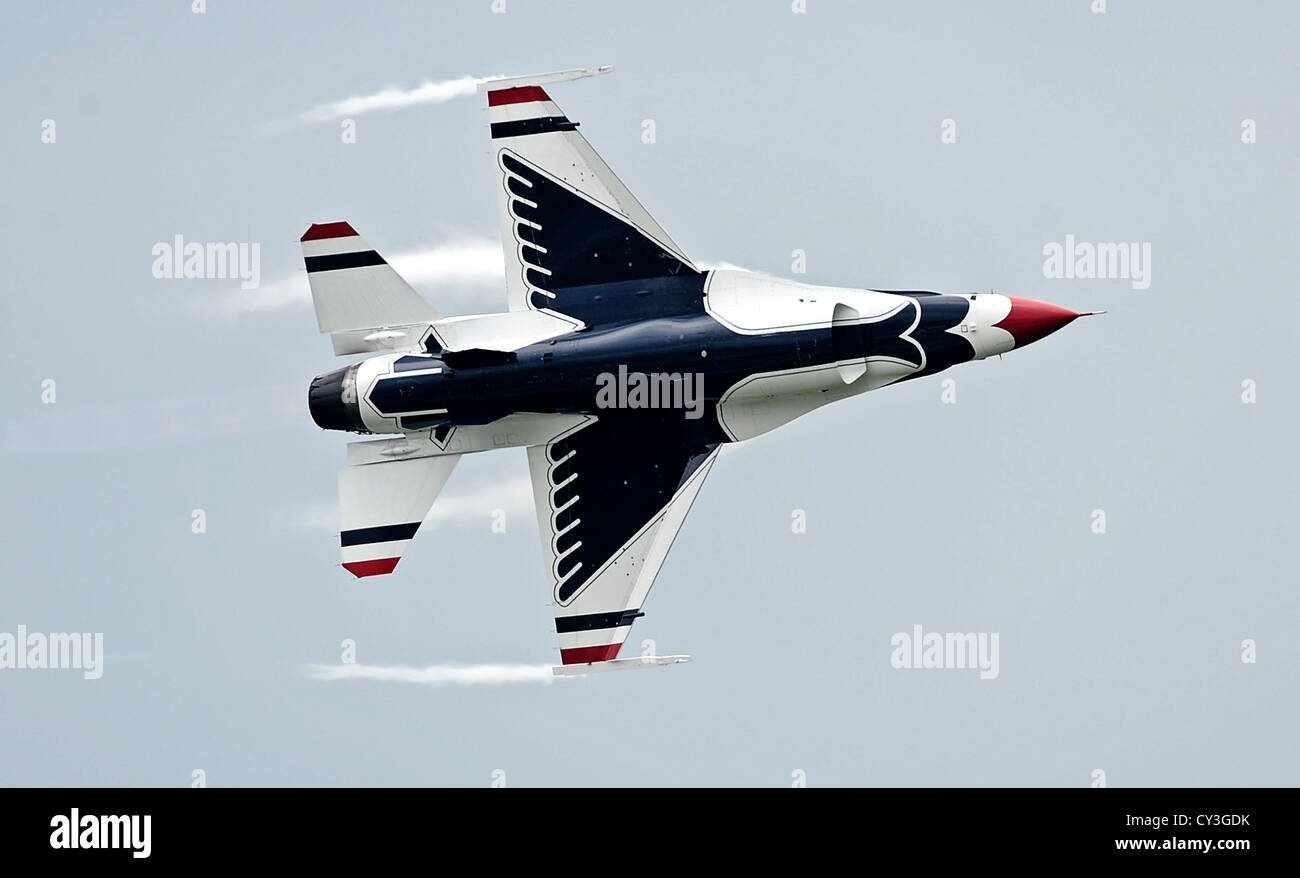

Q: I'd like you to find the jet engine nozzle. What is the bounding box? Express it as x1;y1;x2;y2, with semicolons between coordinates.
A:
308;363;369;433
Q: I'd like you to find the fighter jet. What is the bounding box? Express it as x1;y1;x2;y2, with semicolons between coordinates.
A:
304;67;1099;674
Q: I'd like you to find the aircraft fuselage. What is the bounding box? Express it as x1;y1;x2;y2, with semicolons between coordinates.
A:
310;270;1086;447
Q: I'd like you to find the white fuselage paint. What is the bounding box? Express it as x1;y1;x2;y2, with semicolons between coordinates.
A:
704;271;1013;441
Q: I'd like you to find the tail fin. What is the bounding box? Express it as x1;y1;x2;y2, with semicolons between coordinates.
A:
301;222;439;351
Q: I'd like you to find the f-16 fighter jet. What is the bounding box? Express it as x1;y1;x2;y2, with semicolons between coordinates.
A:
304;67;1099;674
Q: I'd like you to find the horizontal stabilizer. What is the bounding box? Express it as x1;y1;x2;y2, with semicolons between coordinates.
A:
338;453;460;577
301;221;438;335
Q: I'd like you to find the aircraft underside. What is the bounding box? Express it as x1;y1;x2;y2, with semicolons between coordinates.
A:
301;66;1097;673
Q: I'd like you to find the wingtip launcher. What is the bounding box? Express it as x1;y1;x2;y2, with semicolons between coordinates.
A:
476;65;613;93
551;655;692;677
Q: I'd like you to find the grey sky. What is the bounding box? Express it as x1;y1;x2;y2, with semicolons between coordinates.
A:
2;1;1296;786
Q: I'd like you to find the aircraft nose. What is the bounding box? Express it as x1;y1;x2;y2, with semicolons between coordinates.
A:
995;297;1088;349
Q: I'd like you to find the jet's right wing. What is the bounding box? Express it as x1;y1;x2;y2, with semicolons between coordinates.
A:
479;68;701;327
527;416;720;669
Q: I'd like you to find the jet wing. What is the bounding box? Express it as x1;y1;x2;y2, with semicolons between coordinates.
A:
526;415;720;668
479;68;700;326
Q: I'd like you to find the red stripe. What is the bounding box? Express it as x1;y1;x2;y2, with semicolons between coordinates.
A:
301;221;359;242
560;644;622;665
343;558;399;578
487;86;550;107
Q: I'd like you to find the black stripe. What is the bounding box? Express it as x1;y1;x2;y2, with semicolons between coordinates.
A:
491;116;578;139
340;522;420;547
554;609;644;634
305;250;386;273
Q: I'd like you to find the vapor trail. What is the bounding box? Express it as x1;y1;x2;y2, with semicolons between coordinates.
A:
298;75;491;124
304;662;558;686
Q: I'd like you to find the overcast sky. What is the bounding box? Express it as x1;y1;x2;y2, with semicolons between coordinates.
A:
2;0;1296;786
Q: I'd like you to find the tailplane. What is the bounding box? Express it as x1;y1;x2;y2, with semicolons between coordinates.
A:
301;222;439;354
337;451;460;578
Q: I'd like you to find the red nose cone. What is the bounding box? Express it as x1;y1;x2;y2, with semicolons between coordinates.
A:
995;297;1083;348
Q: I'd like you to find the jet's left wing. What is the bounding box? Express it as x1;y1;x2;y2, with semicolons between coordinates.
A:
526;416;720;670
